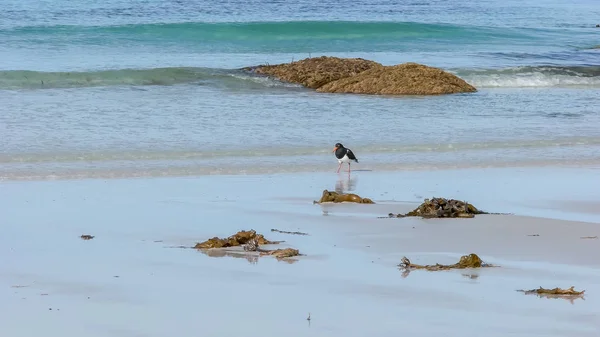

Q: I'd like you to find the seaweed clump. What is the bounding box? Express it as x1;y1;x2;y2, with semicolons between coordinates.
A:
517;286;585;297
195;233;301;262
261;248;301;259
194;230;278;249
314;189;375;204
401;197;487;218
80;235;95;240
398;253;494;272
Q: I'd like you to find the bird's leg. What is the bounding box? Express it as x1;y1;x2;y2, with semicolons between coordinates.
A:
348;163;351;173
336;162;342;173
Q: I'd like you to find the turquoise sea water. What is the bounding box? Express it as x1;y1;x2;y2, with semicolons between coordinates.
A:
1;0;600;179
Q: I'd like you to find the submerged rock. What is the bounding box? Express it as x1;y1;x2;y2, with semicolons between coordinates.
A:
314;189;375;204
401;197;486;218
249;56;382;89
317;62;477;95
194;230;277;249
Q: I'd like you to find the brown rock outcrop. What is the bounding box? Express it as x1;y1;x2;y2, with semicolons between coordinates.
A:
317;62;477;95
251;56;381;89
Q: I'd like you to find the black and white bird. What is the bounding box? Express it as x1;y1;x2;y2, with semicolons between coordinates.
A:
332;142;359;173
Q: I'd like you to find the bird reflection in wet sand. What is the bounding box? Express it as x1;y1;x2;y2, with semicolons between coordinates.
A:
335;175;358;194
461;273;480;280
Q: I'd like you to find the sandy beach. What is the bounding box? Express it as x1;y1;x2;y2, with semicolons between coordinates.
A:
1;166;599;336
3;0;600;336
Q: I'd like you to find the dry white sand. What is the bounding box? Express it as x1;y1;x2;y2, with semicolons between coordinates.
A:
0;166;599;336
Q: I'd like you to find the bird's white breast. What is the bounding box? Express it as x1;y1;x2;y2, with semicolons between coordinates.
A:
337;154;351;164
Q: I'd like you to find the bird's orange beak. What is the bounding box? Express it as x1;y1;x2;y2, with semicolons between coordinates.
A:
332;146;338;153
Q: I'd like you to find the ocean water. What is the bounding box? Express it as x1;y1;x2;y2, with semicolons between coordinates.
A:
1;0;600;180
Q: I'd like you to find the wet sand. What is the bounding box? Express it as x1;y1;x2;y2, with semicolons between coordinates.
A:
1;166;599;336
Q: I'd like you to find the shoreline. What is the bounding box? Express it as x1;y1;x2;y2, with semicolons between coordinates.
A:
2;159;600;182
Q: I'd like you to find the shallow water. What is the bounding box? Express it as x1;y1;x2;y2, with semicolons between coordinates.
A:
2;85;600;180
1;0;600;180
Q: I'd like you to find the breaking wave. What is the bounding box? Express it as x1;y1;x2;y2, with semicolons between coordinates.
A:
0;67;301;90
2;21;531;43
456;65;600;88
1;65;600;90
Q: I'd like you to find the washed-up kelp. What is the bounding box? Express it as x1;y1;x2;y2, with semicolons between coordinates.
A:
194;231;301;261
194;230;280;249
261;248;301;259
398;253;494;272
314;189;375;204
517;286;585;296
242;236;302;260
271;228;309;236
80;235;95;240
388;197;487;218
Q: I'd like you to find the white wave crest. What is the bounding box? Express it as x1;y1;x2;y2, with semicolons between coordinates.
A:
459;68;600;88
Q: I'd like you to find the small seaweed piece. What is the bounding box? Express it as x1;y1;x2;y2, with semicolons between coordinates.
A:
381;213;406;218
271;229;309;236
517;286;585;296
260;248;302;259
80;235;95;240
398;253;495;272
314;189;375;204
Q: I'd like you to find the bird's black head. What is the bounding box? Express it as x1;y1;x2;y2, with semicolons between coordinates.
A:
332;143;344;153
